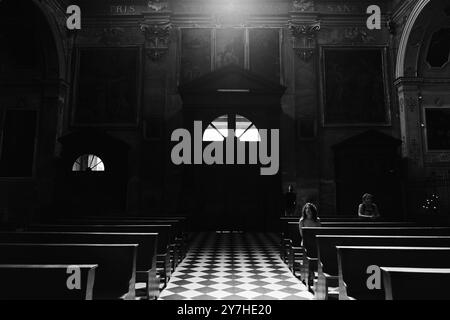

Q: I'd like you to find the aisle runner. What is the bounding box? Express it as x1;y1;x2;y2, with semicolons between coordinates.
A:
159;232;314;300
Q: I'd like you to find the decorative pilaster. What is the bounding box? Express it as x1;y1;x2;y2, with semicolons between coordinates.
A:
289;21;321;62
140;22;172;61
396;79;425;175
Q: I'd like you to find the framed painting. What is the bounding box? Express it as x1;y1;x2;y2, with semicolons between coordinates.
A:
320;46;391;126
180;28;212;84
424;107;450;151
215;28;245;69
72;46;141;126
249;28;281;83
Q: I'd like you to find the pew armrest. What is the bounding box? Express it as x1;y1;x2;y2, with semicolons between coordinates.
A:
157;252;172;283
316;273;339;300
285;241;295;272
290;246;303;276
304;257;318;287
136;269;160;300
169;243;179;270
339;281;354;300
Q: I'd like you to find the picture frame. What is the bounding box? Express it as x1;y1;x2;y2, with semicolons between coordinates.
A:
179;27;283;85
249;28;282;83
71;46;142;127
179;28;213;85
319;46;391;127
423;107;450;152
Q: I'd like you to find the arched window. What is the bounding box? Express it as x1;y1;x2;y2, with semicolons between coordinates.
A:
203;114;261;142
426;28;450;68
72;154;105;172
203;115;229;141
235;115;260;142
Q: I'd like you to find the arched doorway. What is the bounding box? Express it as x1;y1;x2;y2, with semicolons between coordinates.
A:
56;131;129;218
178;66;285;231
200;114;262;231
0;0;65;226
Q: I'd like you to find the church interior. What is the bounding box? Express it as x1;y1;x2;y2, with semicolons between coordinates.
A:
0;0;450;301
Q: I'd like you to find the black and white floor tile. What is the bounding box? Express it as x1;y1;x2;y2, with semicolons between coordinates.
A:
159;232;313;300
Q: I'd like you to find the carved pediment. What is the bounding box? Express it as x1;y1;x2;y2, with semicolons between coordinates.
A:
179;65;286;96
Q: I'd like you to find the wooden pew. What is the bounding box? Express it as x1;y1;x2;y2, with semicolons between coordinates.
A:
282;222;303;276
76;216;188;222
67;216;189;234
337;246;450;300
302;227;450;287
279;215;403;258
320;222;415;226
279;217;406;233
29;224;174;286
280;216;371;223
0;264;97;300
284;222;419;282
316;235;450;300
0;243;137;300
282;216;395;263
279;217;383;245
381;267;450;300
279;217;370;247
0;232;159;299
58;219;184;235
57;218;188;263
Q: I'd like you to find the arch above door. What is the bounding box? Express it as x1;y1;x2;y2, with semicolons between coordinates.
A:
55;130;130;218
396;0;432;79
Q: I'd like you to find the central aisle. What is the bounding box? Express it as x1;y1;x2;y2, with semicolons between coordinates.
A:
159;232;314;300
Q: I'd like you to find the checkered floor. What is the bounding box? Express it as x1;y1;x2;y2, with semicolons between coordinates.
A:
159;232;313;300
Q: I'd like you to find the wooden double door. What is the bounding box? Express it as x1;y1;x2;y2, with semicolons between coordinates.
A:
179;66;285;231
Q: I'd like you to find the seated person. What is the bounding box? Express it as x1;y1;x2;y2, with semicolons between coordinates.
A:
358;193;380;219
299;202;321;238
285;185;297;216
299;202;321;287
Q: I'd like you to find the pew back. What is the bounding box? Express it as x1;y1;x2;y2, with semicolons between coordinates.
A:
58;220;184;238
381;267;450;300
29;225;172;254
280;217;374;222
337;246;450;300
66;216;189;230
318;235;450;276
304;227;450;259
0;264;97;300
286;222;417;247
0;243;137;300
0;232;157;272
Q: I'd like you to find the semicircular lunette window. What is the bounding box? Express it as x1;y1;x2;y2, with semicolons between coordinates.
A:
72;154;105;172
426;28;450;68
203;115;261;142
